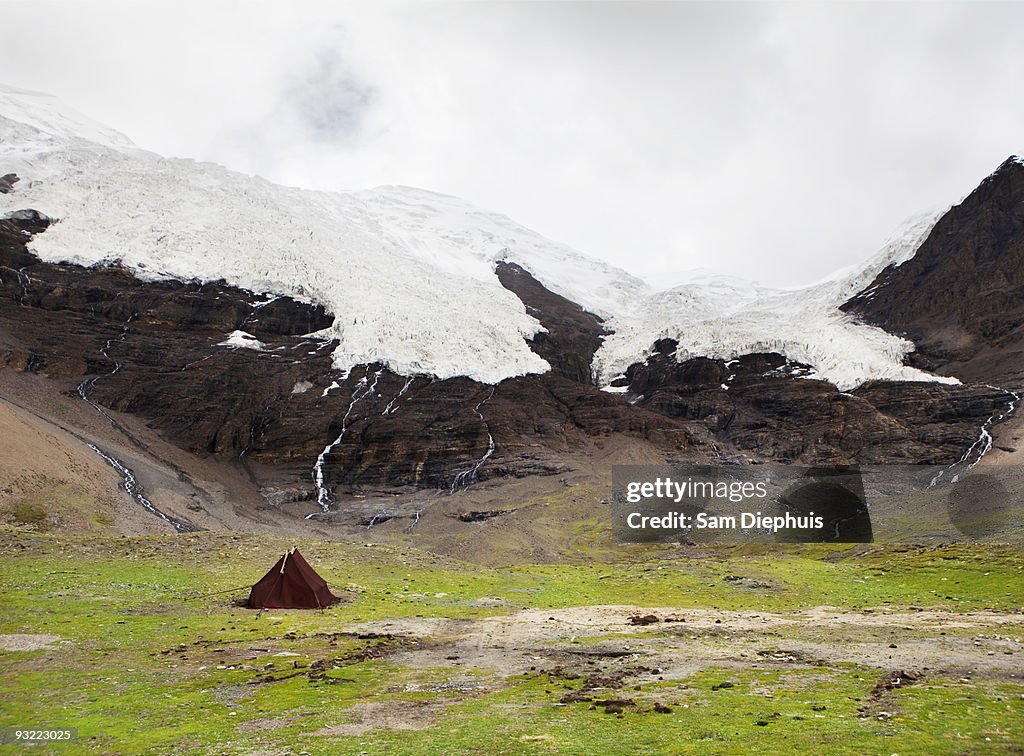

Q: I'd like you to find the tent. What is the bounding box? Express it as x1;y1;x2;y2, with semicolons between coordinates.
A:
247;547;339;609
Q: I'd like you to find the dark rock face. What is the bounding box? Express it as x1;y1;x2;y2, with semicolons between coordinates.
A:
843;157;1024;387
616;341;1010;465
263;369;709;492
0;174;18;194
0;212;709;505
452;510;514;522
495;260;607;384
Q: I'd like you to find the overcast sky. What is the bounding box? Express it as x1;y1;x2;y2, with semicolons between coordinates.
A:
2;1;1022;287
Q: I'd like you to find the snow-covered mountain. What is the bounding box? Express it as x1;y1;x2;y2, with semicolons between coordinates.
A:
596;210;956;390
0;84;951;389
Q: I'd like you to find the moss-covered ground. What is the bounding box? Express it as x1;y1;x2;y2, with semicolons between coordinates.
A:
1;531;1022;754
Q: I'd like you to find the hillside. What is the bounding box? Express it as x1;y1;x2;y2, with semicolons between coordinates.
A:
2;86;1022;540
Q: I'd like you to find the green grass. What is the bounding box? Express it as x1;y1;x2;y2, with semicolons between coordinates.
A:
1;531;1022;754
289;668;1024;755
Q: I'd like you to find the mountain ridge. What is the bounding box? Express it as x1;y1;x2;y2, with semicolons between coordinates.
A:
843;155;1024;387
0;85;958;390
1;86;1022;534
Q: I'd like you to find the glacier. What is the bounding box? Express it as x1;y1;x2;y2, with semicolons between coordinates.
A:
0;84;955;390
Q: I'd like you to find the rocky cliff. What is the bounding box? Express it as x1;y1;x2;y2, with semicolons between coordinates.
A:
843;157;1024;387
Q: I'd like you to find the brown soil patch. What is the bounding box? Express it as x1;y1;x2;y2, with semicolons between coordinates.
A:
0;633;62;651
308;700;451;736
348;605;1024;685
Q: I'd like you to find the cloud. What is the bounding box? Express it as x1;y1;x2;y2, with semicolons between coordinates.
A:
1;1;1021;287
280;50;376;143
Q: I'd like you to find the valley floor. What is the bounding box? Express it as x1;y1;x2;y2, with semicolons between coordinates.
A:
1;532;1022;754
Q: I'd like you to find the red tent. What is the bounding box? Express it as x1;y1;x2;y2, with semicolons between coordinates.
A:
247;547;339;609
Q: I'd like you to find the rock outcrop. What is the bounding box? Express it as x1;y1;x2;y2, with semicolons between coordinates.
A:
843;157;1024;387
495;260;607;384
612;341;1009;465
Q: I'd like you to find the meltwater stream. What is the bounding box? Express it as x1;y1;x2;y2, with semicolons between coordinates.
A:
310;367;383;515
449;387;496;494
930;384;1021;487
76;315;200;532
